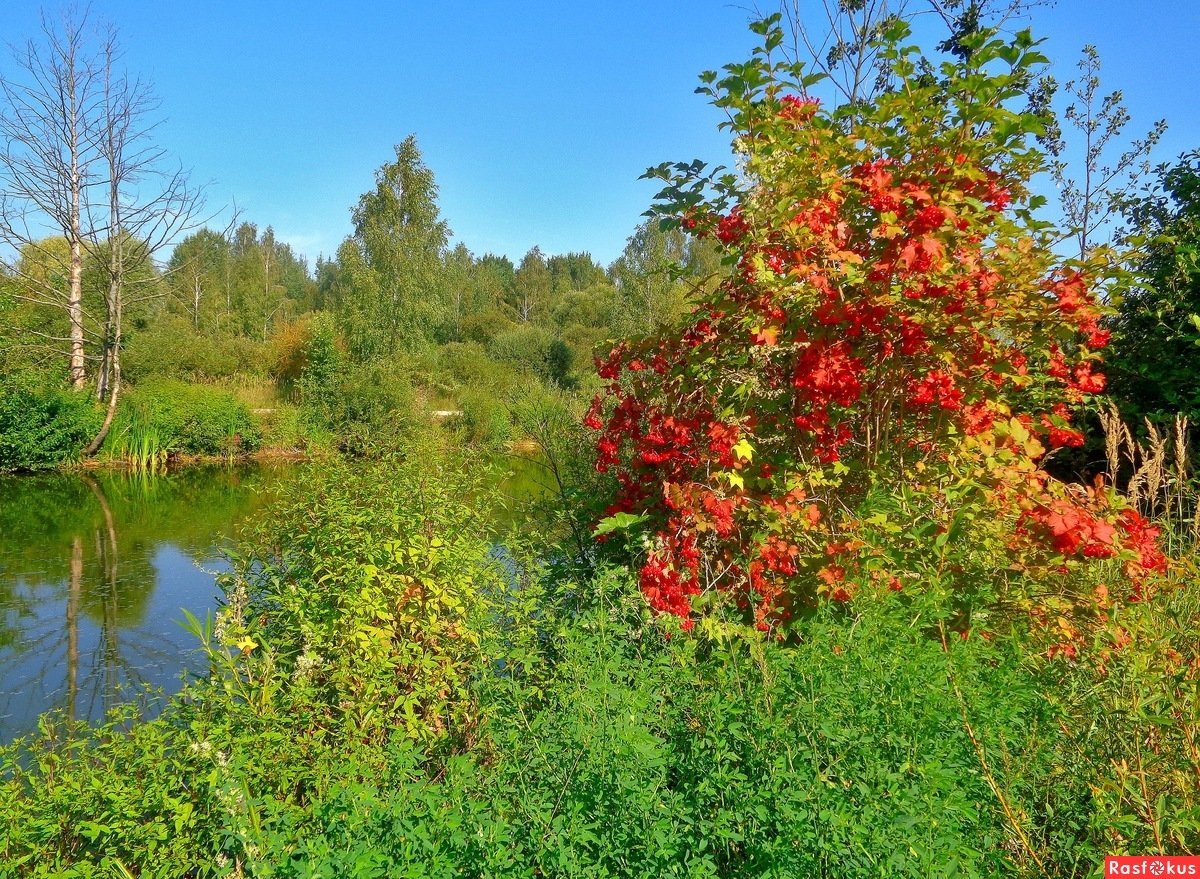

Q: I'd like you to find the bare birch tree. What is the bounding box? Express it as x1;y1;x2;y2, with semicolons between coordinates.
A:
0;7;104;388
81;27;204;454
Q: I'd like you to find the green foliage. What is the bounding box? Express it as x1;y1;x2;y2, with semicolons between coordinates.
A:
457;386;514;448
1;446;1196;874
254;402;315;452
0;448;518;875
296;318;419;454
609;219;717;335
438;340;520;392
213;451;510;744
336;136;451;358
1042;561;1200;856
1109;150;1200;426
488;325;559;382
0;702;220;876
104;378;262;462
0;371;102;472
121;314;271;384
458;581;1059;878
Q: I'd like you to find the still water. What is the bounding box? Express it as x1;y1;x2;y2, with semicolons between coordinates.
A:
0;465;297;742
0;455;555;743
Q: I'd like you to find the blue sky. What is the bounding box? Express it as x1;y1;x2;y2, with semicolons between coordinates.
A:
1;2;1197;269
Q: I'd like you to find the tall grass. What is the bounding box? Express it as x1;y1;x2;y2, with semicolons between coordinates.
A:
1100;403;1199;549
108;414;170;473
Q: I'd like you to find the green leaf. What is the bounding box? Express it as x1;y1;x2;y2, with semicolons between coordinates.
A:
593;511;649;537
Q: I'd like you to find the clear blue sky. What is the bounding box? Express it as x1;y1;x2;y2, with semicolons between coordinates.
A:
1;1;1197;269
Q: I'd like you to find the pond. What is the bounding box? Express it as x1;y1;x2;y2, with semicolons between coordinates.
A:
0;464;298;742
0;453;556;744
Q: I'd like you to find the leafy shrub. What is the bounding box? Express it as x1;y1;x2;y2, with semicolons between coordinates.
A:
0;447;518;875
1107;150;1200;432
460;306;515;346
489;325;556;377
122;315;270;384
456;385;513;448
588;18;1171;657
180;572;1113;878
1043;558;1200;856
255;401;321;451
439;341;502;388
269;316;315;394
216;451;509;744
294;315;419;452
0;447;1195;874
0;371;102;471
105;377;262;461
304;361;418;454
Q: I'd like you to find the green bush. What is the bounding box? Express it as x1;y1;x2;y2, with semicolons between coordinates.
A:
456;385;513;448
295;315;419;452
122;315;270;384
218;451;509;744
0;372;102;472
489;325;554;375
440;341;520;394
255;401;323;451
104;378;262;461
0;448;517;875
302;361;419;454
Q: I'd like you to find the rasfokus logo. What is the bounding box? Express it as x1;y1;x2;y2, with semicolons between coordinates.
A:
1105;857;1200;876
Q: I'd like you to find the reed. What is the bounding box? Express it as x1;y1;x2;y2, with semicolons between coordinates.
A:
110;414;170;474
1100;402;1198;547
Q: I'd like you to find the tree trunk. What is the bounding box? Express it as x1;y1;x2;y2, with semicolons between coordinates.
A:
83;360;119;456
67;46;87;389
68;162;86;388
84;243;122;456
95;340;110;400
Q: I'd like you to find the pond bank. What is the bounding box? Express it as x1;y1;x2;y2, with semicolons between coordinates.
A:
71;445;316;473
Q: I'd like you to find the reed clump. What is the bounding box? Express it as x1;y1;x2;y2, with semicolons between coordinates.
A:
1099;402;1199;546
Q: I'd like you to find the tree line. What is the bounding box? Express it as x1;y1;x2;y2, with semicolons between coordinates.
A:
1;0;1197;470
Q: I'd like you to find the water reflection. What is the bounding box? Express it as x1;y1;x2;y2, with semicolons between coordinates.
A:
0;465;292;741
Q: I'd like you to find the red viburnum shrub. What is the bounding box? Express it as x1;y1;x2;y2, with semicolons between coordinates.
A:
589;20;1169;651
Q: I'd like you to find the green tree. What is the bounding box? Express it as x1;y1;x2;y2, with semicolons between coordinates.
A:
510;246;550;323
609;220;716;334
457;252;516;344
337;136;449;358
547;251;607;295
442;242;478;342
219;223;313;341
1107;150;1200;425
166;228;231;331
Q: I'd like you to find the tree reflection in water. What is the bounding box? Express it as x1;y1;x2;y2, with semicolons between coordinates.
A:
0;464;293;741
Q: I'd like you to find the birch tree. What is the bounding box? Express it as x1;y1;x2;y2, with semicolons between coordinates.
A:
81;27;204;453
0;8;103;388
